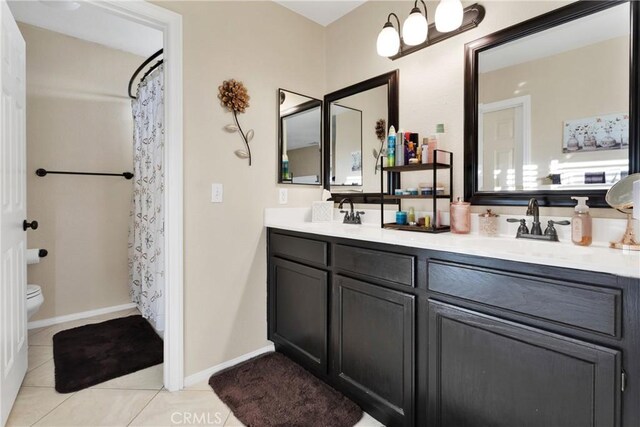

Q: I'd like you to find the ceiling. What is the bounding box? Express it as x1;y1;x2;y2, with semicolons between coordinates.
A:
274;0;366;26
8;0;163;57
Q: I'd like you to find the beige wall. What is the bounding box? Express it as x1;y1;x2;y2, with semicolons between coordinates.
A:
479;36;629;183
22;24;143;321
153;1;326;377
145;0;632;379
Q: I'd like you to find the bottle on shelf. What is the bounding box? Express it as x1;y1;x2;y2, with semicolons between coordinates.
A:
395;129;404;167
387;125;396;166
421;138;429;164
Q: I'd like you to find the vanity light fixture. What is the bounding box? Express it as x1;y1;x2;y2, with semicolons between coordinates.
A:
377;2;485;61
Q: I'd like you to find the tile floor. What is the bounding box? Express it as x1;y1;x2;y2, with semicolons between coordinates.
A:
8;309;383;426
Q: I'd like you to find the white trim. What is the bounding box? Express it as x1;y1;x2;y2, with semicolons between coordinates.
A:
88;0;184;392
183;344;276;388
27;303;136;330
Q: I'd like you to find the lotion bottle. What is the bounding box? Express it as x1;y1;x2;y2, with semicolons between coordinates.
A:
571;196;592;246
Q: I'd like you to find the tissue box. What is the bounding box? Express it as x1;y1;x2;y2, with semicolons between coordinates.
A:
312;201;333;223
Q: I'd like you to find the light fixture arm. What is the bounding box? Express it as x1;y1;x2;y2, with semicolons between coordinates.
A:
412;0;428;17
386;12;402;39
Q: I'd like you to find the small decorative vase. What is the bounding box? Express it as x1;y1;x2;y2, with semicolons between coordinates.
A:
566;136;579;151
601;132;616;148
583;134;596;149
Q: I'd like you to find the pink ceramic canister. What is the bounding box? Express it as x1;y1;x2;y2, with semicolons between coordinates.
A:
450;198;471;234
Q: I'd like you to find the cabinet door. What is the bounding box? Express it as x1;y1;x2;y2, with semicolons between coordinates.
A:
268;257;328;374
332;275;415;427
428;300;621;427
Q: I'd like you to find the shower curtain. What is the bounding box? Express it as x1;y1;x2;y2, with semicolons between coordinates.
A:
128;65;165;332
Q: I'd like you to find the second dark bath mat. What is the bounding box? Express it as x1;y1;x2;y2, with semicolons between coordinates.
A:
209;352;363;427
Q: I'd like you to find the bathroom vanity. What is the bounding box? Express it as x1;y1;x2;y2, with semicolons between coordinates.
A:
266;218;640;427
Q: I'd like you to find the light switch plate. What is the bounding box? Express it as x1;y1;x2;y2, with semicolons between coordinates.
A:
279;188;288;204
211;183;223;203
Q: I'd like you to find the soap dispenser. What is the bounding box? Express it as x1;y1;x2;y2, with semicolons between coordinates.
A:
571;196;592;246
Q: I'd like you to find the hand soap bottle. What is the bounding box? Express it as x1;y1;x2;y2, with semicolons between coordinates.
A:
571;196;592;246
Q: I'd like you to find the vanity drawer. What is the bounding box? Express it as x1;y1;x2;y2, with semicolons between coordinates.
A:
270;233;328;267
334;244;415;287
428;260;621;337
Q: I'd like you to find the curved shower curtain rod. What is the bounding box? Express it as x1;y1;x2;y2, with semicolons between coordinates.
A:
128;48;163;100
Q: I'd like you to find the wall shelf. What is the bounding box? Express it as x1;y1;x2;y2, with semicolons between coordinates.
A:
380;149;454;233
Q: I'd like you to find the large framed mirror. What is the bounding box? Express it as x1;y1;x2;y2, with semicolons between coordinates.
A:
324;70;399;203
464;0;639;207
278;89;322;185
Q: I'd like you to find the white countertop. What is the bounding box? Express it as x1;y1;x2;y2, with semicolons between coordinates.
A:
265;208;640;279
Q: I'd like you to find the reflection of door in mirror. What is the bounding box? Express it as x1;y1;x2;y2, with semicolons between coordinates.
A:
331;105;362;186
477;2;630;192
329;85;388;193
278;89;322;185
479;96;530;191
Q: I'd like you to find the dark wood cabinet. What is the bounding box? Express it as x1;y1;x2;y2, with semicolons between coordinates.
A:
268;257;328;374
428;300;621;427
332;275;415;427
267;229;638;427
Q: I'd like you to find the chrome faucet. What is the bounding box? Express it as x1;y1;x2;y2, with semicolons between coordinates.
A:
526;197;542;235
338;198;364;224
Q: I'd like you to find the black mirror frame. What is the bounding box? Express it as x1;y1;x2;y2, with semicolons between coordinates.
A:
277;89;323;186
464;0;639;208
323;70;400;204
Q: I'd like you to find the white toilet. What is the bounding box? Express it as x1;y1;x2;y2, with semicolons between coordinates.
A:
27;284;44;319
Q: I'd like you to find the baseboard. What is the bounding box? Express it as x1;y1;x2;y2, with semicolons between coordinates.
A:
183;343;275;388
28;302;137;330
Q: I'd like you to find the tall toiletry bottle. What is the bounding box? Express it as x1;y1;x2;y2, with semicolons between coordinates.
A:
434;123;445;163
571;196;592;246
395;129;404;167
387;125;396;167
421;138;429;164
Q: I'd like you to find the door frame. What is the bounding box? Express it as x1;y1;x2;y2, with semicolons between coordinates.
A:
478;95;531;190
88;0;184;391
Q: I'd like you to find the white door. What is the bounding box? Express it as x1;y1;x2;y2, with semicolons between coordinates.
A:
0;2;26;425
481;107;522;191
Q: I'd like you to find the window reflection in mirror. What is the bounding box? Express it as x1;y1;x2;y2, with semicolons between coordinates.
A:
279;89;322;185
330;85;388;193
477;3;629;192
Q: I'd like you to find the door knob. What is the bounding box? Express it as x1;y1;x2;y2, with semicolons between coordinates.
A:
23;220;38;231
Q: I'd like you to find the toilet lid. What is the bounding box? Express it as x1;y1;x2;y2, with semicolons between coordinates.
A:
27;285;41;298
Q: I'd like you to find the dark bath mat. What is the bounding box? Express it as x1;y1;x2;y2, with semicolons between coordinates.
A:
52;315;162;393
209;352;363;427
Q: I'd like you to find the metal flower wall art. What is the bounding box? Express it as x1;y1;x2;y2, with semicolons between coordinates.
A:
218;79;254;165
